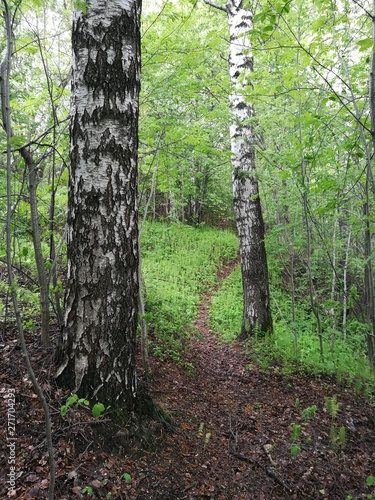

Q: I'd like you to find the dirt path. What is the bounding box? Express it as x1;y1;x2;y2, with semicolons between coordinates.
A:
138;260;375;499
1;259;374;499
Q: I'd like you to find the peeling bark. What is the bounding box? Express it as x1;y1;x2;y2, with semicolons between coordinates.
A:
56;0;142;414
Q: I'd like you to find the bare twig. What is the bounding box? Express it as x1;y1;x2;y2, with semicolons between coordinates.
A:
203;0;227;12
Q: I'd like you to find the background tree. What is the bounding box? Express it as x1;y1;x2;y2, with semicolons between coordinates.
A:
55;0;143;415
203;0;273;337
244;0;375;372
140;0;232;226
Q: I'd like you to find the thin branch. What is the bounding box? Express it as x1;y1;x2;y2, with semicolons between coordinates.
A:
1;1;55;496
203;0;227;13
351;0;373;18
312;65;372;135
1;117;69;154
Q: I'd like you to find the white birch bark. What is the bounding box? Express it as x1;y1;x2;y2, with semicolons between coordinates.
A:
56;0;142;411
227;0;273;336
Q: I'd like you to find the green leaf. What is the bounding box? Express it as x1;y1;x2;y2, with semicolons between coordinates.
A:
366;475;375;486
122;473;132;482
275;1;290;13
66;394;78;407
73;0;88;14
92;403;105;418
9;135;26;148
290;443;301;457
24;45;39;55
253;12;266;23
246;29;262;37
291;423;301;439
357;38;373;52
60;405;68;417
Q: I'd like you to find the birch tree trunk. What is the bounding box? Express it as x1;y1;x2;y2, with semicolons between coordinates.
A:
56;0;142;413
227;0;273;337
204;0;272;337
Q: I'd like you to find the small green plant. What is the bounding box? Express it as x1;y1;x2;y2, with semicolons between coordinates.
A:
325;395;340;420
122;472;132;482
204;432;211;448
60;394;89;416
23;318;36;331
339;426;347;446
291;423;301;440
324;395;346;449
301;405;317;420
198;422;205;438
290;443;301;457
294;397;300;411
290;421;302;457
197;423;211;450
366;475;375;486
82;485;93;496
60;394;107;418
92;403;106;418
329;425;347;449
183;361;194;376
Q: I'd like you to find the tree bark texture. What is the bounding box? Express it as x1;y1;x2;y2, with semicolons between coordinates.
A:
227;0;273;337
56;0;141;412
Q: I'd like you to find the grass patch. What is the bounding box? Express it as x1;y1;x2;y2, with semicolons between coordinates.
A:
209;263;374;388
141;221;239;361
209;264;242;342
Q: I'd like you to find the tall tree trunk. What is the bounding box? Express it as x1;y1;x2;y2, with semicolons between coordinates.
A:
26;149;51;346
56;0;142;414
364;195;375;376
370;0;375;157
365;0;375;376
204;0;272;337
227;0;273;337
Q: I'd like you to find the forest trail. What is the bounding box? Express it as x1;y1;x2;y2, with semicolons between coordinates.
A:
1;258;374;499
141;259;375;499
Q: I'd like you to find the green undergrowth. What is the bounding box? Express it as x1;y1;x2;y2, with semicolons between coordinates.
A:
141;221;239;362
209;264;374;390
209;264;242;343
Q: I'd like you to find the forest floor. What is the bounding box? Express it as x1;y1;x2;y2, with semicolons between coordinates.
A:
1;260;375;499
